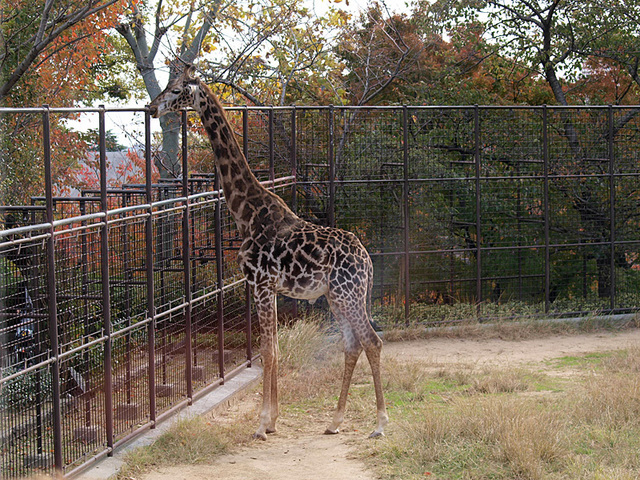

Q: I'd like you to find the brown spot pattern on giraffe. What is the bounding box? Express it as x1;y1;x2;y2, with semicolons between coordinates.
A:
149;66;388;440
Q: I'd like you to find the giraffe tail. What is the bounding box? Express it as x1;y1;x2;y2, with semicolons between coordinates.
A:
367;257;373;320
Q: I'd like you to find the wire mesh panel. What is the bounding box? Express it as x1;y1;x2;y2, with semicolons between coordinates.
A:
1;365;55;477
478;108;547;310
404;108;478;318
295;108;331;224
612;108;640;311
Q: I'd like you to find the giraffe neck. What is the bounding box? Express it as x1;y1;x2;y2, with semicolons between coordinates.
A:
193;81;296;238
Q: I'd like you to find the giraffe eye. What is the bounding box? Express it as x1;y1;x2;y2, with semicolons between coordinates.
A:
171;89;181;94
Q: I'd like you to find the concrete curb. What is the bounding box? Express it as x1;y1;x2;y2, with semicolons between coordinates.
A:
74;365;262;480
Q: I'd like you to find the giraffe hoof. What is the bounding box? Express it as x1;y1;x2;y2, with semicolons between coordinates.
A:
368;430;385;439
266;427;277;434
252;432;268;441
324;428;339;435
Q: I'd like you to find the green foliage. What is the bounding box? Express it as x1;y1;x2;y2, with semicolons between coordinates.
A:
0;367;52;412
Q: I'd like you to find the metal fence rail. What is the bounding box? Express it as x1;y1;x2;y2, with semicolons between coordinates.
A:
0;107;286;478
2;103;640;478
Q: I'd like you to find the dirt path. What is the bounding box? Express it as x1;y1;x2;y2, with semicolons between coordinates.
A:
141;431;371;480
383;328;640;366
140;328;640;480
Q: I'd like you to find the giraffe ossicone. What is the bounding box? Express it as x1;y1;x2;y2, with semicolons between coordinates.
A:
149;65;388;440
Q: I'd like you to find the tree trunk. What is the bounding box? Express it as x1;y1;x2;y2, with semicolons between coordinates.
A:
158;113;181;179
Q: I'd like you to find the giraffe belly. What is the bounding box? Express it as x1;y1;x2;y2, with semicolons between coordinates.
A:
276;273;329;302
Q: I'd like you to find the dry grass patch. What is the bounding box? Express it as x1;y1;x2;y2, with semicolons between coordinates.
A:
362;341;640;480
117;317;338;479
116;416;252;479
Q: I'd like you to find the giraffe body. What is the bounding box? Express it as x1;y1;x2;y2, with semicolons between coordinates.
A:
149;67;388;440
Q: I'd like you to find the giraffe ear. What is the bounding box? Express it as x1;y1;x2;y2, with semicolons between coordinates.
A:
185;65;197;80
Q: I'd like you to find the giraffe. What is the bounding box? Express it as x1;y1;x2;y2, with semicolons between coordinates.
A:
149;66;388;440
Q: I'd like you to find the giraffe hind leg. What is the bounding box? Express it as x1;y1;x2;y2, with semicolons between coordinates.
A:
362;330;388;437
327;298;387;437
325;329;362;435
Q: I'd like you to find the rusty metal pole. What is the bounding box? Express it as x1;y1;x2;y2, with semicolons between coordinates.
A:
181;110;193;402
98;106;114;454
291;107;298;318
402;106;411;325
144;107;157;426
474;106;482;319
328;106;335;228
243;107;252;364
43;105;63;472
543;106;551;314
608;105;616;311
214;159;225;381
291;107;298;212
269;107;275;183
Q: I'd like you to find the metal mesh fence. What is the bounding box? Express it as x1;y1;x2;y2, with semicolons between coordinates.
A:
2;104;640;477
293;105;640;323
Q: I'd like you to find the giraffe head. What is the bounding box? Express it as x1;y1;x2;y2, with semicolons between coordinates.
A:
148;65;199;118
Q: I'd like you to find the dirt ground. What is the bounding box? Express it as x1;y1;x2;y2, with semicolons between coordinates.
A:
140;328;640;480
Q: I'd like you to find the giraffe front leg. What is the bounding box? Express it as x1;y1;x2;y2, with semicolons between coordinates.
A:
254;335;275;440
266;352;278;434
253;288;278;441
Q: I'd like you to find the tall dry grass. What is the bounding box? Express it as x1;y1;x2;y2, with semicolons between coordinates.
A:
366;339;640;479
116;416;251;479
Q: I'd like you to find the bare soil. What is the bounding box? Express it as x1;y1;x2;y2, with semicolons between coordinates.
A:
140;328;640;480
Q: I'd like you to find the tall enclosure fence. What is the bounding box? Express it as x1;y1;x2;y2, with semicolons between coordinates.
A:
1;104;640;477
293;105;640;323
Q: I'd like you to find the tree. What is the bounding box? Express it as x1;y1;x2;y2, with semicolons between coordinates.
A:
422;0;640;299
0;0;124;103
114;0;219;178
1;0;128;205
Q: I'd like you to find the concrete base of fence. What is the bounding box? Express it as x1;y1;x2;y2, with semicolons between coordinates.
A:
156;384;175;397
73;426;100;444
72;364;262;480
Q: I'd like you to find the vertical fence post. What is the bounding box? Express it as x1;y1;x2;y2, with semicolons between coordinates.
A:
291;107;299;318
214;157;225;381
328;105;335;228
122;192;132;405
80;200;92;428
543;106;551;314
474;106;482;318
242;107;252;364
608;105;616;311
269;107;275;183
291;107;298;211
181;110;193;402
144;107;157;426
402;106;411;325
43;105;63;472
98;105;114;454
